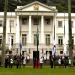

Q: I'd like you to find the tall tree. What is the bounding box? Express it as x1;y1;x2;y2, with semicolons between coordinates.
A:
68;0;73;65
2;0;8;66
0;0;75;12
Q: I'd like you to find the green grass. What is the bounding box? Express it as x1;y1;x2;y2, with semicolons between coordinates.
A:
0;66;75;75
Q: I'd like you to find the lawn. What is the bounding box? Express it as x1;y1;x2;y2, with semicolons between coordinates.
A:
0;66;75;75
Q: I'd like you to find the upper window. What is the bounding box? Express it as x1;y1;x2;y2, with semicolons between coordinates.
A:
22;34;27;46
10;20;14;27
34;34;39;45
22;17;28;25
58;36;63;45
8;35;14;46
45;34;50;45
33;18;39;25
72;36;74;45
11;36;14;46
71;21;73;28
45;18;50;25
0;20;3;26
58;21;62;27
0;35;2;46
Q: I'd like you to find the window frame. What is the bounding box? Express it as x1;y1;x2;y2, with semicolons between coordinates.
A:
10;20;14;27
58;36;63;45
44;18;51;25
22;17;28;25
33;17;39;25
45;34;50;45
0;35;2;46
0;20;3;27
71;21;73;28
22;34;27;46
34;34;39;46
11;36;14;46
58;21;62;27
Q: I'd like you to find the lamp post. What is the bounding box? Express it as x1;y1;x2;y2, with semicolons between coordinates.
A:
36;5;39;68
37;22;39;52
34;3;39;52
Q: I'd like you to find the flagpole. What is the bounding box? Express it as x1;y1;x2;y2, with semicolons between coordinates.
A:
37;24;39;51
54;13;55;42
52;12;56;57
53;12;56;47
63;12;67;55
9;11;12;51
36;7;39;52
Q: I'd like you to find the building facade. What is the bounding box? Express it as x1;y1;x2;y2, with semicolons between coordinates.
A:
0;1;75;58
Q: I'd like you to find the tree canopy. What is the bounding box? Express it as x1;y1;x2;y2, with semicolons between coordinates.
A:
0;0;75;12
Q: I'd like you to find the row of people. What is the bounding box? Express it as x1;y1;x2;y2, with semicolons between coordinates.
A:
5;54;27;68
4;54;74;69
50;56;72;68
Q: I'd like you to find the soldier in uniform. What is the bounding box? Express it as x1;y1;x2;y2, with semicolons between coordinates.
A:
50;56;53;68
10;58;13;68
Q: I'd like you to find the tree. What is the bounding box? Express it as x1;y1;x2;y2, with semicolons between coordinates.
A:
68;0;73;66
0;0;75;12
2;0;8;66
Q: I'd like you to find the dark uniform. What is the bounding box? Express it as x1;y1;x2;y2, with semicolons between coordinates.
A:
16;55;20;69
5;56;9;68
64;56;67;68
51;57;53;68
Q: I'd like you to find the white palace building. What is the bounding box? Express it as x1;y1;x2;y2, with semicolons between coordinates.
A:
0;1;75;58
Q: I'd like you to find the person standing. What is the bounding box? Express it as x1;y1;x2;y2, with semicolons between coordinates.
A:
58;57;61;67
10;58;13;68
5;56;9;68
16;55;20;69
50;56;53;68
40;56;43;68
64;56;67;68
69;58;71;67
23;56;26;67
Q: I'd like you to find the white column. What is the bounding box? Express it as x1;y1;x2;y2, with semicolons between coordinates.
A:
28;15;32;44
40;16;45;45
16;16;20;48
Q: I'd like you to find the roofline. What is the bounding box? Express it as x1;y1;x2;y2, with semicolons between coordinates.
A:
15;1;57;12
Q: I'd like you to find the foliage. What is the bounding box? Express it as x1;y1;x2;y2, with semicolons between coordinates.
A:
0;0;75;12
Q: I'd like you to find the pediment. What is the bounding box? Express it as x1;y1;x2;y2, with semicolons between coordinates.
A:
15;1;57;12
